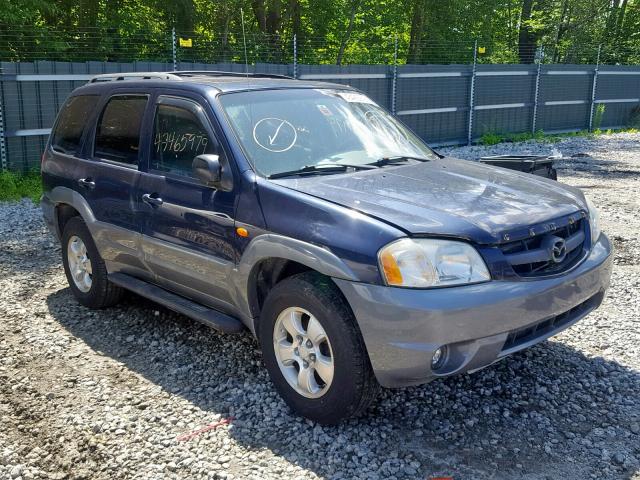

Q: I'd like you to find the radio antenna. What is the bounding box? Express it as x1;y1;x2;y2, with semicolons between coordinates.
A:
239;7;255;173
240;8;249;80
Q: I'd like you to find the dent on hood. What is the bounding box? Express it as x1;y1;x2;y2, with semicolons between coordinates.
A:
273;157;587;244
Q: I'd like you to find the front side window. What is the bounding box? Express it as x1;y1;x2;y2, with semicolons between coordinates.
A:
94;95;147;165
150;103;214;176
51;95;99;154
219;88;438;177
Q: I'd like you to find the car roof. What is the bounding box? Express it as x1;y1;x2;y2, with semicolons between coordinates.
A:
70;71;356;97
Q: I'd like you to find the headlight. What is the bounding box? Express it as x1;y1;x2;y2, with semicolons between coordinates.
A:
585;197;601;245
378;238;491;288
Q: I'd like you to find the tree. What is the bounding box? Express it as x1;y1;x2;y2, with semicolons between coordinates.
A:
336;0;362;65
518;0;538;63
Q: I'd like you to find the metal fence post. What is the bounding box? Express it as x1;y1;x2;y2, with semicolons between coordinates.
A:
588;44;602;131
293;34;298;79
531;46;544;134
467;40;478;145
391;35;398;115
0;79;6;171
171;27;177;71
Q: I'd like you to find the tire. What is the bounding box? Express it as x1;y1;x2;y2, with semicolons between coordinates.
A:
61;216;124;309
259;271;380;424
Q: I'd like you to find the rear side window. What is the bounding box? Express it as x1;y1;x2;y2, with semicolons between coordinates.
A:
51;95;99;154
150;103;214;176
94;95;148;165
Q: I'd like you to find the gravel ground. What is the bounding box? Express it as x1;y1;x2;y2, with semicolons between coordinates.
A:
1;133;639;480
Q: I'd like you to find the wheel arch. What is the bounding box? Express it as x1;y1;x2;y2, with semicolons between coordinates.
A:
234;234;360;335
49;186;97;238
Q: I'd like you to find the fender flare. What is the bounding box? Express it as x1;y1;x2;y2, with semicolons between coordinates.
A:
231;234;360;326
48;186;97;235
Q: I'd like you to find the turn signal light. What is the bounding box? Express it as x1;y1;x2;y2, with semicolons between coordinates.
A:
236;227;249;238
379;250;403;285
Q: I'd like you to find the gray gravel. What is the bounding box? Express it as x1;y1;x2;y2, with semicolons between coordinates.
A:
1;132;639;480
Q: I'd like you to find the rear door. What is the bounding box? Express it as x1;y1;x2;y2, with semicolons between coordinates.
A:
81;91;152;279
137;93;239;311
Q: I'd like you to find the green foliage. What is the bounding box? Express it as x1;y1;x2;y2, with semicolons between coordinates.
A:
0;170;42;204
592;104;606;131
1;0;640;65
480;132;503;145
480;130;545;145
506;130;545;142
479;126;640;147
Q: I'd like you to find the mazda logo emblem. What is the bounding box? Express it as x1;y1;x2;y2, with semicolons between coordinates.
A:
551;238;567;263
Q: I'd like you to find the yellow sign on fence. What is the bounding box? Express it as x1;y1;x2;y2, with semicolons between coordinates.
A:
478;46;486;54
179;38;193;48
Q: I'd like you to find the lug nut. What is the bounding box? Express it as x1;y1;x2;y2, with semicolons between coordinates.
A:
306;340;313;348
302;360;309;368
294;348;299;356
296;335;303;344
309;353;316;362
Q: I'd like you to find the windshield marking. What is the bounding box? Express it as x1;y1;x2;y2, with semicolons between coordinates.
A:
268;120;286;145
252;117;298;153
220;88;439;177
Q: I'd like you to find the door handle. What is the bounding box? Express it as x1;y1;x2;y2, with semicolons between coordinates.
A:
77;178;95;189
142;193;163;207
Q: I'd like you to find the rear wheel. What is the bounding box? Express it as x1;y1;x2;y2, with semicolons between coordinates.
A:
61;216;124;308
259;271;379;424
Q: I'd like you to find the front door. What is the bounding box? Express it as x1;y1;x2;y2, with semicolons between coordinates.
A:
137;94;238;311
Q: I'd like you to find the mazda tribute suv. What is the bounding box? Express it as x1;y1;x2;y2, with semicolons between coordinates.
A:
41;71;612;424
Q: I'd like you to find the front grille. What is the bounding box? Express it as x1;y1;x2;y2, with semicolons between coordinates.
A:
498;218;586;277
501;292;602;354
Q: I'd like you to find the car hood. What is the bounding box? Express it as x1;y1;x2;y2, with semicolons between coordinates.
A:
271;157;587;244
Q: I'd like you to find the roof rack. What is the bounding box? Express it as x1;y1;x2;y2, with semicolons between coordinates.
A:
89;70;294;83
89;72;182;83
172;70;294;80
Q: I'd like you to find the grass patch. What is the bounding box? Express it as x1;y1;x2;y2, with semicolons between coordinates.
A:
0;170;42;203
480;130;545;146
592;104;606;131
478;127;639;146
479;132;503;145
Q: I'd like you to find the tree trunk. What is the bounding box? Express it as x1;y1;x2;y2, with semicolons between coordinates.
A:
253;0;282;34
553;0;570;62
518;0;537;64
78;0;99;60
104;0;123;61
289;0;302;37
220;11;231;62
407;0;427;64
615;0;628;39
252;0;283;61
252;0;267;31
337;0;360;65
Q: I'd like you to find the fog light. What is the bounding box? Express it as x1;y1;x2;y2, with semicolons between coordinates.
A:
431;346;447;370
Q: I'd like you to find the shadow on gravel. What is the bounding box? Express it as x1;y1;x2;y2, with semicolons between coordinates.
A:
0;234;61;279
46;288;640;480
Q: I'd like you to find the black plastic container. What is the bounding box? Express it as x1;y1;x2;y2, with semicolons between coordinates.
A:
478;155;558;180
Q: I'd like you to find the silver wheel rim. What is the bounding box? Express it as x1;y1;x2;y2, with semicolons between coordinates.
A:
67;235;93;293
273;307;334;399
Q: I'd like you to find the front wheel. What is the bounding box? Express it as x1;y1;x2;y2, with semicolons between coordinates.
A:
259;272;379;424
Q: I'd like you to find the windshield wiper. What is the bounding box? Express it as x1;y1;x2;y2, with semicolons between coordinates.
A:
366;155;431;167
267;163;375;179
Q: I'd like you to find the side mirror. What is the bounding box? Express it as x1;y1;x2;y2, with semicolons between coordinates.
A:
192;154;221;187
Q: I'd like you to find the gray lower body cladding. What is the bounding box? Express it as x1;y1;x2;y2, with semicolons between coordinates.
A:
334;233;613;388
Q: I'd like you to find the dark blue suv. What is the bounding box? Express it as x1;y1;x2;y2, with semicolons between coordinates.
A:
42;71;612;424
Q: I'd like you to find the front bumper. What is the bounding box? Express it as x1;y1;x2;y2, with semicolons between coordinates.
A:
334;233;613;388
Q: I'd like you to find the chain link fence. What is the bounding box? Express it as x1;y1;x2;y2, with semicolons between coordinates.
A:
1;27;640;171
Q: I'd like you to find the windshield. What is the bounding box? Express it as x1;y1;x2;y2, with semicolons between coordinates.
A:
218;88;439;177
